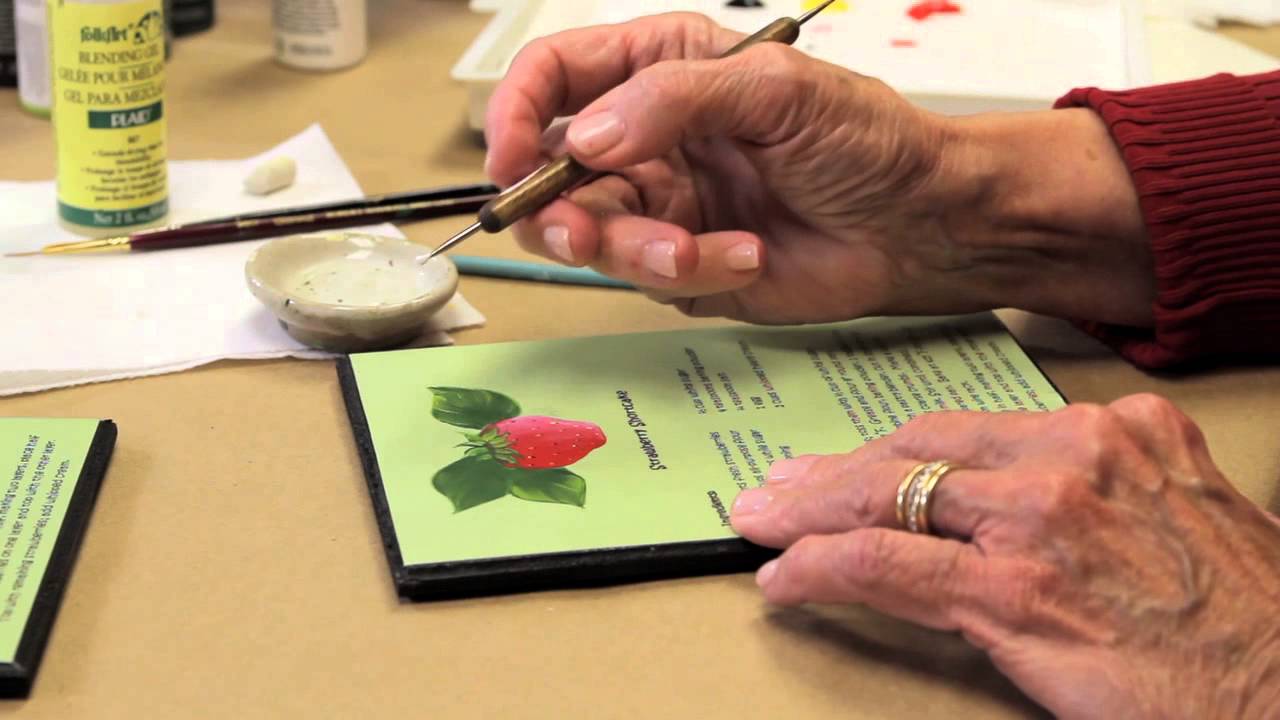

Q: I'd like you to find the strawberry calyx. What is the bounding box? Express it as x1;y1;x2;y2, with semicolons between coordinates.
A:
457;425;521;467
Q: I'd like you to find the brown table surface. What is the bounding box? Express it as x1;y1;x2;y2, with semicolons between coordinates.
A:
1;3;1277;717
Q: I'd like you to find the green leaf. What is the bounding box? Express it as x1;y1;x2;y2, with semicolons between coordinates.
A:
427;387;521;429
508;468;587;508
432;456;511;512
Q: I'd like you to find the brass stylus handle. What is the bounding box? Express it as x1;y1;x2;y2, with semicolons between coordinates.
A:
477;155;600;232
471;16;812;234
425;0;835;259
727;17;803;52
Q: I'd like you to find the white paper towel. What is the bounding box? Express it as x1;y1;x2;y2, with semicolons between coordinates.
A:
0;124;486;396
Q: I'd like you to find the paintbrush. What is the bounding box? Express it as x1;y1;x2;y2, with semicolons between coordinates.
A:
4;183;498;257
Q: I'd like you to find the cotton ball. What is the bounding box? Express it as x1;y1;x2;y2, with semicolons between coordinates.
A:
244;156;297;196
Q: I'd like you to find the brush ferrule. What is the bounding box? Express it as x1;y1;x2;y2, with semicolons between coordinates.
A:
41;235;133;255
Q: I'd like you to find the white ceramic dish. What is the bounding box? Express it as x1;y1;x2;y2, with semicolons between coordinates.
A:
245;232;458;352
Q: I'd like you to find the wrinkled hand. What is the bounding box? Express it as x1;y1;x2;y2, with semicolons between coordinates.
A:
730;394;1280;719
484;13;1153;326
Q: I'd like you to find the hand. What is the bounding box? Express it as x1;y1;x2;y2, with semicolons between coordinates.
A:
484;13;1155;326
729;394;1280;719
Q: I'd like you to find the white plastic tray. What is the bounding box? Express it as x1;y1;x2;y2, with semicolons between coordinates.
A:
452;0;1154;130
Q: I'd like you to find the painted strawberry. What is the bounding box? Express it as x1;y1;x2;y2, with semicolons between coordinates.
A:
461;415;607;469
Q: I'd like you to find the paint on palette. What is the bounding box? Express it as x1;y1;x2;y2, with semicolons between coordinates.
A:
907;0;961;20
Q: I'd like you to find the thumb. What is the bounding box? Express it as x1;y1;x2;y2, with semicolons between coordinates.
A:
563;43;821;169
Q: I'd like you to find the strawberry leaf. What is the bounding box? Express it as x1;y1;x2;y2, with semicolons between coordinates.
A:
509;468;587;508
432;456;511;512
427;387;521;429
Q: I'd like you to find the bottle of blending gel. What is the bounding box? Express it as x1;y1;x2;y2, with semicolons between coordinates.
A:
48;0;169;236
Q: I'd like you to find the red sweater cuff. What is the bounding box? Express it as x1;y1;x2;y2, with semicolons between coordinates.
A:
1054;71;1280;369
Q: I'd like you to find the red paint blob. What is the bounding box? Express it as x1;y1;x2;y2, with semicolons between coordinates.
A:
907;0;961;21
891;38;918;47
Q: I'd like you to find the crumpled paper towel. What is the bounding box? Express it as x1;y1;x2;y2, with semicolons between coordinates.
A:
0;124;485;396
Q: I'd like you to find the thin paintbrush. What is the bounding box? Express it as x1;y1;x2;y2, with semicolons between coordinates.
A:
187;182;498;226
5;187;497;257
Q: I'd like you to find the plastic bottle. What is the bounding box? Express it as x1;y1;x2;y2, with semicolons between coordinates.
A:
49;0;169;236
1;0;16;88
14;0;50;115
169;0;212;36
272;0;366;72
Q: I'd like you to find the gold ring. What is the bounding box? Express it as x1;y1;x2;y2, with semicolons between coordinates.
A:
895;463;928;528
896;461;955;535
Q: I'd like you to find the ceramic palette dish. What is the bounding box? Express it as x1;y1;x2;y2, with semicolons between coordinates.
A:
245;232;459;352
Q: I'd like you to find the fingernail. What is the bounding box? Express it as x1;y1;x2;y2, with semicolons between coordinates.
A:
567;111;625;157
544;225;575;264
725;243;759;271
643;240;678;279
767;456;819;485
756;559;779;587
732;487;772;517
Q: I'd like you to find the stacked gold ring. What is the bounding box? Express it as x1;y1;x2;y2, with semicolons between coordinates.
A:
894;461;955;535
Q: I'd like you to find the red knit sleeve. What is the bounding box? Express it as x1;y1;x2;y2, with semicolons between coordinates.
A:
1054;71;1280;369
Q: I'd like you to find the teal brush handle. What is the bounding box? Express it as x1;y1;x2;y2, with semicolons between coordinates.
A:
451;255;634;290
